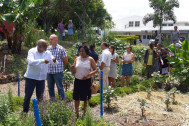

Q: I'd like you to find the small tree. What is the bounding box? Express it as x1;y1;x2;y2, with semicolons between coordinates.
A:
164;92;172;112
138;99;146;119
103;86;117;109
143;0;179;43
146;88;152;100
169;87;179;105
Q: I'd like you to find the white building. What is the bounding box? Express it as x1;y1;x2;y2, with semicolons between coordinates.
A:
111;15;189;45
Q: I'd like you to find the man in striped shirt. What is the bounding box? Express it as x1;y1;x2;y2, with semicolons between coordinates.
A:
47;34;68;101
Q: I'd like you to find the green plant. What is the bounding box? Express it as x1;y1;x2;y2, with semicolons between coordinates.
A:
130;75;140;85
146;88;152;100
168;39;189;85
164;93;171;112
63;69;74;92
0;94;9;124
89;94;100;107
7;86;15;112
103;86;117;109
151;71;163;83
169;87;180;105
65;91;73;102
139;78;154;89
39;101;74;126
138;99;146;118
4;112;20;126
75;106;110;126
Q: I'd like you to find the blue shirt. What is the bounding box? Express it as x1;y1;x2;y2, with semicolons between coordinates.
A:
89;50;98;62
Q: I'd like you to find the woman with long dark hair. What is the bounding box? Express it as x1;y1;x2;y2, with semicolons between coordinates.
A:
108;45;119;88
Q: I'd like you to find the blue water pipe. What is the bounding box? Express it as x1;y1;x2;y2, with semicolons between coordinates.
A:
32;99;42;126
100;70;103;117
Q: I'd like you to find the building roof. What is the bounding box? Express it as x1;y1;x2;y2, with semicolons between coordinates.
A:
112;16;189;33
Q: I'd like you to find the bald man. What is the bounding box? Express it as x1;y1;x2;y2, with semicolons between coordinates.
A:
47;34;68;101
23;39;57;113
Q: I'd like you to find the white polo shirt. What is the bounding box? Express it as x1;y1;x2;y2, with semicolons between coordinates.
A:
99;48;111;67
24;47;57;80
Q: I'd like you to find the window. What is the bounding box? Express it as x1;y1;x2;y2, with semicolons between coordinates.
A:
135;21;140;27
162;24;167;26
129;21;134;27
168;24;173;26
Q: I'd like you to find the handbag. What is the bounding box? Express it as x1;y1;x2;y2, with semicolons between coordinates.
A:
91;81;98;94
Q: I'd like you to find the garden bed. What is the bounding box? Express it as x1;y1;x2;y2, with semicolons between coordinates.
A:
91;91;189;126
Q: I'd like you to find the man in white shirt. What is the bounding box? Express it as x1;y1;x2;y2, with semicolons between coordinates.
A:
99;42;111;88
23;39;57;113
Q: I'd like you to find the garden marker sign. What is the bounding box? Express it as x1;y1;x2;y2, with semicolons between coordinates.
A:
100;70;103;117
32;99;42;126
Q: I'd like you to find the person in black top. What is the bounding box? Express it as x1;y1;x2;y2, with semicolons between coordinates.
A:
89;44;98;63
161;51;170;75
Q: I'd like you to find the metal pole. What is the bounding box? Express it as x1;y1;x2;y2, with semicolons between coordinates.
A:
100;70;103;117
145;31;148;46
18;73;20;96
32;99;42;126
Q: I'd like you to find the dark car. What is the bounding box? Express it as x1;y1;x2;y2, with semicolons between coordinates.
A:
180;37;185;42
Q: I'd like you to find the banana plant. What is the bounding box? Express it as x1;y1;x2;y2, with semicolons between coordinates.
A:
0;0;43;53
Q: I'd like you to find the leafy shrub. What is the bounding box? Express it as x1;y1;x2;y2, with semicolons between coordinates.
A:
0;94;9;124
103;86;117;109
139;79;154;89
133;61;144;76
4;112;20;126
90;94;100;107
75;107;109;126
132;45;147;61
39;101;74;126
130;75;140;85
114;87;126;97
63;69;74;91
8;86;15;112
168;39;189;85
65;91;73;102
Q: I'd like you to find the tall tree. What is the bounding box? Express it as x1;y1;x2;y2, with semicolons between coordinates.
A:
36;0;112;38
0;0;43;53
143;0;179;43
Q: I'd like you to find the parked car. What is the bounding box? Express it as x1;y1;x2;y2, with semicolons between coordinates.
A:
0;22;14;41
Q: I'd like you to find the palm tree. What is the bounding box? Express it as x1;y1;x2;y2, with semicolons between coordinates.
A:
143;0;179;43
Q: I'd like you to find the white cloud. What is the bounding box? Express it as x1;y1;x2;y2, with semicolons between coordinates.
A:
103;0;189;22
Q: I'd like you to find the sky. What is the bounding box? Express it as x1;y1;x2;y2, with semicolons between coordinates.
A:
103;0;189;22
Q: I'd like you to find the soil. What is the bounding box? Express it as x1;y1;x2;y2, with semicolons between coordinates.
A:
91;91;189;126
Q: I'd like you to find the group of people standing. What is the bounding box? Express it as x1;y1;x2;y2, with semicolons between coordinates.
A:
144;26;182;79
23;36;136;117
70;42;135;117
58;20;74;41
